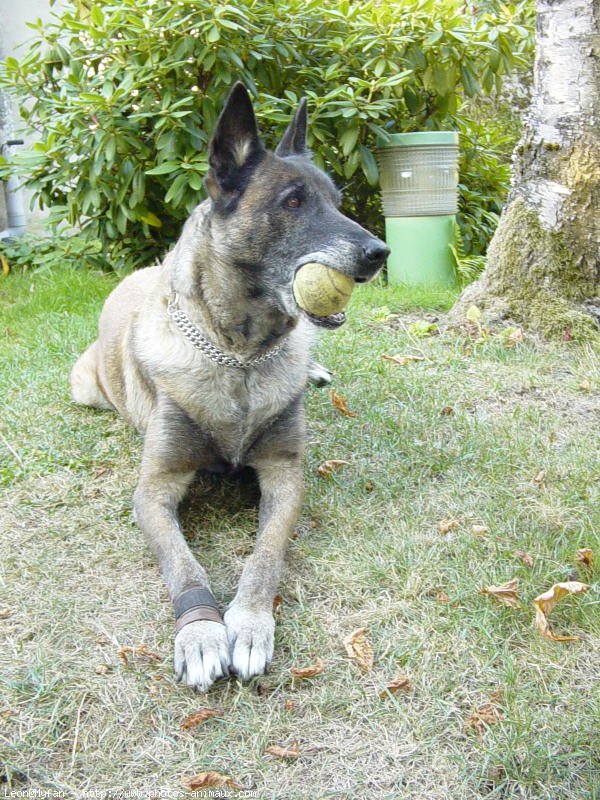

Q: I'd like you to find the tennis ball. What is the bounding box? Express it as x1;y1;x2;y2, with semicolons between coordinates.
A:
293;263;355;317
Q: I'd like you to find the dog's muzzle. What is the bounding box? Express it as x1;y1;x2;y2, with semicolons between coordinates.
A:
303;309;347;329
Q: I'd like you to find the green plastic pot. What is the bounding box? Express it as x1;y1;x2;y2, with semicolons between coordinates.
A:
377;131;459;287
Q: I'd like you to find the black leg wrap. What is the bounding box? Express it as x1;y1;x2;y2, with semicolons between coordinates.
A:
173;585;225;631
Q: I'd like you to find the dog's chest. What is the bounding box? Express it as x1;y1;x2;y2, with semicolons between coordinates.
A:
136;306;313;465
176;364;301;465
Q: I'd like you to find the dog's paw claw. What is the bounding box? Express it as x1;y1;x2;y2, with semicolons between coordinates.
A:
173;620;230;692
224;605;275;681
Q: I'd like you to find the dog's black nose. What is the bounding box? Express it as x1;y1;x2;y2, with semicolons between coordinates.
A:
362;239;390;266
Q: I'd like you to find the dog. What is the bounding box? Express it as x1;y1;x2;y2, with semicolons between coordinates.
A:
70;83;389;692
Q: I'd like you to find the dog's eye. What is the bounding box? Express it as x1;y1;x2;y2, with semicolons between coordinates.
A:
280;185;307;210
283;194;303;209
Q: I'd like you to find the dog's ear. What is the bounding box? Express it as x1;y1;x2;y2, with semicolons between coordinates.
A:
206;82;264;198
275;98;309;158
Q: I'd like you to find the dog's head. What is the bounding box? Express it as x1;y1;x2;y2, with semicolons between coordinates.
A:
203;82;389;329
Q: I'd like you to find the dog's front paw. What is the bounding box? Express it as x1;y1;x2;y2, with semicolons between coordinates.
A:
224;604;275;681
173;620;230;692
308;359;332;387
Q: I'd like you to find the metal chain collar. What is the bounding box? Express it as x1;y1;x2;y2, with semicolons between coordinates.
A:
166;290;284;369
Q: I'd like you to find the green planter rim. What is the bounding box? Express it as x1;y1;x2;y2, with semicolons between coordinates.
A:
377;131;459;148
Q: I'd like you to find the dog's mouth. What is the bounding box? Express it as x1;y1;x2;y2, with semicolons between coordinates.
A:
302;309;346;329
297;275;371;327
292;260;351;329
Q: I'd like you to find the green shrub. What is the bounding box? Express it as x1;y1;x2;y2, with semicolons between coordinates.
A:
449;220;486;286
0;232;104;274
0;0;533;271
457;114;515;257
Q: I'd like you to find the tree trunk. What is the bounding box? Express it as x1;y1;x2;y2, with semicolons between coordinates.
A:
450;0;600;340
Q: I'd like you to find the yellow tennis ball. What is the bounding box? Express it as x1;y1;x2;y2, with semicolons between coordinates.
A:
293;263;355;317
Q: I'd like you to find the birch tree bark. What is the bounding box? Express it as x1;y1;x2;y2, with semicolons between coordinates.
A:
450;0;600;339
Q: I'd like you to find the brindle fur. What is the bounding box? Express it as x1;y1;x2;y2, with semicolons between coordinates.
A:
70;83;388;691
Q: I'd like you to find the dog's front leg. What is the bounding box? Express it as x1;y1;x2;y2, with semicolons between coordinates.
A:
225;457;303;680
133;410;230;692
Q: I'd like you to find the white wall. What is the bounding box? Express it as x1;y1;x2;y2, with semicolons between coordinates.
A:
0;0;63;57
0;0;64;229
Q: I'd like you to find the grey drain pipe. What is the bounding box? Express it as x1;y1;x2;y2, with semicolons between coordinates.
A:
0;139;27;240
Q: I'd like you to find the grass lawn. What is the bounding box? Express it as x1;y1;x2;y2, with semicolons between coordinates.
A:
0;265;599;799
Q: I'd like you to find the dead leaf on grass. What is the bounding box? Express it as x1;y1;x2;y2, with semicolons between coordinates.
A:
291;657;325;679
466;305;482;323
459;305;490;341
513;550;534;568
487;764;507;783
381;353;425;366
118;643;161;667
330;387;357;418
265;741;302;759
533;469;547;484
181;708;224;730
466;695;504;741
436;591;451;604
489;688;504;704
343;627;374;673
0;708;15;719
146;676;166;696
480;578;520;608
181;772;249;791
533;581;589;642
135;644;161;661
379;673;410;699
118;649;130;666
575;548;593;569
438;518;459;535
408;320;439;337
471;524;489;536
317;459;350;478
284;699;297;712
502;327;524;348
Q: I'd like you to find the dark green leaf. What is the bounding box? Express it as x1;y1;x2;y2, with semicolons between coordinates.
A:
360;146;378;186
145;162;181;175
460;64;480;97
340;126;359;157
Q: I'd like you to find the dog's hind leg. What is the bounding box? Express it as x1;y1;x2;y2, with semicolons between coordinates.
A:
70;341;114;410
